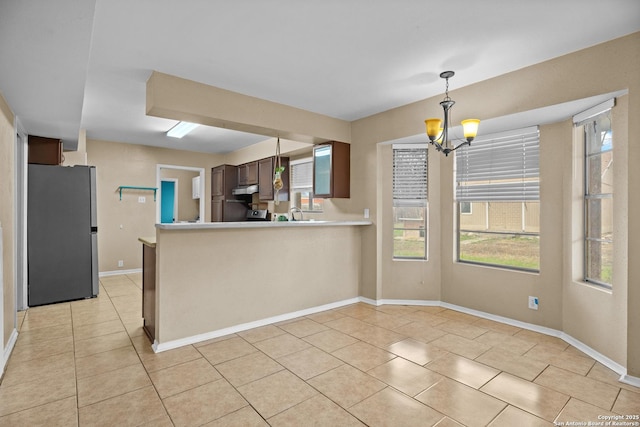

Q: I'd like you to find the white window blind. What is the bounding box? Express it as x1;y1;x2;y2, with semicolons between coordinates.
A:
455;126;539;202
393;146;428;206
291;160;313;189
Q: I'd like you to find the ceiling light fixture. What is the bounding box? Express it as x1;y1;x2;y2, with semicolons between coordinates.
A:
425;71;480;156
166;121;199;138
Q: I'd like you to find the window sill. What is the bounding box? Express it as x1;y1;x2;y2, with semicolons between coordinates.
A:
573;279;613;294
456;259;540;275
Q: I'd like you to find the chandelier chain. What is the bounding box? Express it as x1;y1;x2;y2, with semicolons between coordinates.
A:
444;76;451;101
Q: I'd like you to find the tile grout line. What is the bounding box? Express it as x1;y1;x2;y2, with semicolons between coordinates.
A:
70;300;80;426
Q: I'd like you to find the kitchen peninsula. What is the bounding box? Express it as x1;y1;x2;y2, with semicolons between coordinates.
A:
142;220;371;352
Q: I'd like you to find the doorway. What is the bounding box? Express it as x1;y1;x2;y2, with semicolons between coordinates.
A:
160;179;177;223
156;164;205;224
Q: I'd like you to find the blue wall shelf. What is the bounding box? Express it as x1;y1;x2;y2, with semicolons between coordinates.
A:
117;186;158;201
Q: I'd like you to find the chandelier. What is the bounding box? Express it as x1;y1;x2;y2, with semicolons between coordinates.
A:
425;71;480;156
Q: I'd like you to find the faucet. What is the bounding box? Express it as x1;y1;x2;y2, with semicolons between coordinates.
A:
289;206;304;221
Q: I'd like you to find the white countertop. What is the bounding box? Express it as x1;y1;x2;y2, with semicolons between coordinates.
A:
156;220;372;230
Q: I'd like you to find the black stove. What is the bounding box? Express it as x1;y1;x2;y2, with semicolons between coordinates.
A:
246;209;270;221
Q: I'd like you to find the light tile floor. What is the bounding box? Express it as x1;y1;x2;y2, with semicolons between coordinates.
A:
0;273;638;426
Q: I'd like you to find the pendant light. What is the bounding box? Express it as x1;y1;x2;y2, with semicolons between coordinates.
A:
425;71;480;156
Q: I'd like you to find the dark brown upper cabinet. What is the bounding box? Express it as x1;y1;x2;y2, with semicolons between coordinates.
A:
313;141;350;198
28;135;62;165
238;161;258;186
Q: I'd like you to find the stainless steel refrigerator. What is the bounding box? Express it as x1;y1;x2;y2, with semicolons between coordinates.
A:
28;164;99;306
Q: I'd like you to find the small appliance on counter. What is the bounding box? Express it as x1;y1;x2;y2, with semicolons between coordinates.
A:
246;209;270;221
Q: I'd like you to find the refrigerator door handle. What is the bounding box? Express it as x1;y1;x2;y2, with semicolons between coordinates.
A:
90;166;97;229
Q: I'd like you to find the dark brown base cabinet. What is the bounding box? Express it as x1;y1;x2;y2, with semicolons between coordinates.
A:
211;164;246;222
211;199;223;222
142;243;156;341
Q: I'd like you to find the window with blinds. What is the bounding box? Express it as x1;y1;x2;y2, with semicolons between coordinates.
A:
392;145;427;260
393;147;428;206
455;126;540;271
455;126;539;202
290;159;323;212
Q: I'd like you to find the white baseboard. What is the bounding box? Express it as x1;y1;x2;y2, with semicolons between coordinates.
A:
0;328;18;378
359;297;633;384
153;297;361;353
99;268;142;277
137;290;640;388
620;374;640;388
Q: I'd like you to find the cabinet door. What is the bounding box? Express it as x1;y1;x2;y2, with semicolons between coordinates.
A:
28;135;62;165
238;165;247;186
211;199;223;222
258;157;274;200
211;167;225;197
246;161;258;185
313;144;332;197
238;162;258;186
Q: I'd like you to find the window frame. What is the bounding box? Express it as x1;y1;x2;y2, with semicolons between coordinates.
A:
392;144;428;260
582;112;613;289
455;127;541;272
289;158;323;212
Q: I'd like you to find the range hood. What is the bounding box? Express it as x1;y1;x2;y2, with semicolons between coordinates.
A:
231;184;259;196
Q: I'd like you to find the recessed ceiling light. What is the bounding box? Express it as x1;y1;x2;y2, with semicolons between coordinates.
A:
166;121;199;138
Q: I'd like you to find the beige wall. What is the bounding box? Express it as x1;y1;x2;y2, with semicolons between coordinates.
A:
156;225;363;344
147;72;351;145
0;92;16;348
139;32;639;373
351;32;638;371
87;139;222;272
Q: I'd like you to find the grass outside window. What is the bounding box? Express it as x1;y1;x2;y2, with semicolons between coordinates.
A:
459;231;539;271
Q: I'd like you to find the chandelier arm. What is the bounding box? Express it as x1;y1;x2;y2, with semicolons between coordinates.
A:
450;140;471;153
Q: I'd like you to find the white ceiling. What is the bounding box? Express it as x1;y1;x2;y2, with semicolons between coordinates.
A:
1;0;639;153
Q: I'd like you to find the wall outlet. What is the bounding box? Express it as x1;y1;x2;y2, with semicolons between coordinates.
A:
528;296;539;310
138;196;146;203
364;208;370;219
118;260;124;268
